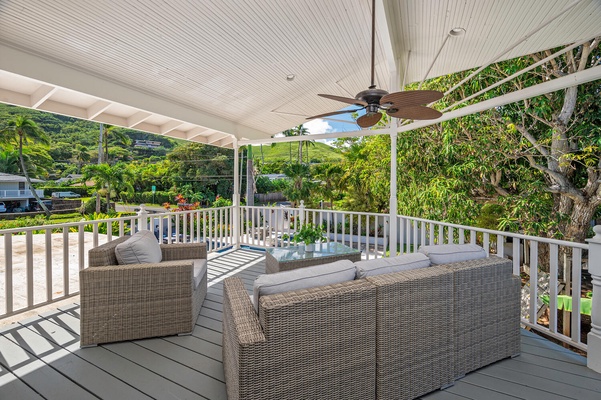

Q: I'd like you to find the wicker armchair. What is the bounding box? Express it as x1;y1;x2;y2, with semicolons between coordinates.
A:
80;235;207;347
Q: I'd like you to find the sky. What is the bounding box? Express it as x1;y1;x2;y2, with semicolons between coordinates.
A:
300;105;363;145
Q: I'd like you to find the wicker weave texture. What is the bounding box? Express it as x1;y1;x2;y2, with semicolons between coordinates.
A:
367;266;455;400
223;277;377;400
442;256;521;378
265;250;361;273
80;239;207;346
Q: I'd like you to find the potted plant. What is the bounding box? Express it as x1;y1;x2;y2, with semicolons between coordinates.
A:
293;223;324;252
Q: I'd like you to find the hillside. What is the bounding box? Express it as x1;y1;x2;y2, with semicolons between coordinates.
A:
253;142;342;164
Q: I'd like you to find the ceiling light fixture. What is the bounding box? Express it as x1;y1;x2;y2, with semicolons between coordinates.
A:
449;27;466;37
286;74;295;81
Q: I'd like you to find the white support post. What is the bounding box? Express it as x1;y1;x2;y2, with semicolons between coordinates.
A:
137;204;148;231
299;200;306;225
388;132;398;257
233;139;240;249
587;225;601;372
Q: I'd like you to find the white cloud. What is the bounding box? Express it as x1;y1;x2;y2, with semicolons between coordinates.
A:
303;119;337;135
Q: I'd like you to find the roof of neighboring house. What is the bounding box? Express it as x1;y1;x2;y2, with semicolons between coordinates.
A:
55;174;84;183
0;173;45;183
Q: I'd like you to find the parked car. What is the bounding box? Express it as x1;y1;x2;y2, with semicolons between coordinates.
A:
30;200;53;211
0;202;6;213
51;191;81;198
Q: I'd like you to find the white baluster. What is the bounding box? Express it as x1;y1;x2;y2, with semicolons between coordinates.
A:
587;225;601;372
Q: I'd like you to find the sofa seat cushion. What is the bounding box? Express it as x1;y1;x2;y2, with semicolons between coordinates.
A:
193;259;207;289
355;252;431;278
115;230;162;265
252;259;356;312
419;243;486;265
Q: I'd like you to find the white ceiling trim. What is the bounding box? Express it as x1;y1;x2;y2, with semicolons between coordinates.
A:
0;43;273;143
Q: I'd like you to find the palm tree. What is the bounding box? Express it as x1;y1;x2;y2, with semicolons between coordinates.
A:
0;115;51;215
74;144;91;172
281;128;295;162
0;149;20;174
293;125;309;163
101;125;131;164
83;163;133;212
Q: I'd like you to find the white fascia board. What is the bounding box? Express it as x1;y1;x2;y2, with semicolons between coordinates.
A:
239;65;601;145
0;43;272;141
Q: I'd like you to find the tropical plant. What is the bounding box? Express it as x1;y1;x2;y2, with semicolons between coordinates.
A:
293;223;324;245
82;162;134;212
0;115;51;215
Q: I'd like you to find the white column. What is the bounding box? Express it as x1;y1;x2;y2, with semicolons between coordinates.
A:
587;225;601;372
233;140;240;249
388;132;398;256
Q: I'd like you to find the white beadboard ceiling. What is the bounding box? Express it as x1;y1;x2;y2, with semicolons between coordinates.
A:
0;0;600;148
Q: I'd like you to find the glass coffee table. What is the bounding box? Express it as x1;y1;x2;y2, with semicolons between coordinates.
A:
265;242;361;273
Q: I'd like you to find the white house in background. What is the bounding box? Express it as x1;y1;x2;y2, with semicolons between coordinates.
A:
55;173;83;184
0;172;45;211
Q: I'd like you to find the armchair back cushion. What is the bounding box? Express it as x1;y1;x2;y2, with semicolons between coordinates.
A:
115;230;162;265
252;259;356;312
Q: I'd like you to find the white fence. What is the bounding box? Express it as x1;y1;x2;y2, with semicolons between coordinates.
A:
0;206;232;319
0;203;593;352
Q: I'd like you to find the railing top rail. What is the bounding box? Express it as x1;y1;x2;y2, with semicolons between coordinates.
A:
400;214;589;249
0;207;226;235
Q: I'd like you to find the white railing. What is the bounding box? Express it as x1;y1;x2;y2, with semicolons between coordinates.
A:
0;206;233;319
0;202;593;352
239;204;591;351
0;189;45;199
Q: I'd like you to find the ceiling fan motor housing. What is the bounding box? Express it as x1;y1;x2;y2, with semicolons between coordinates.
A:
356;88;388;106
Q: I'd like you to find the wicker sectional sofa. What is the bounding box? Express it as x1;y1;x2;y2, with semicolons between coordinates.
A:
223;249;520;400
80;234;207;346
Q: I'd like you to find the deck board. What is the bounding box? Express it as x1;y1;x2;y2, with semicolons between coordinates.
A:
1;248;601;400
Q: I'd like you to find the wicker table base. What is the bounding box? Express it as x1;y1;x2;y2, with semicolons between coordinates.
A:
265;242;361;273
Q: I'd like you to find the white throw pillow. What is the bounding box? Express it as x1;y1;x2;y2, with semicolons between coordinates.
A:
115;230;162;265
355;252;431;278
252;259;356;312
418;243;486;265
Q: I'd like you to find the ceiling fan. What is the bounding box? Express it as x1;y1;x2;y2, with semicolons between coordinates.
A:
306;0;443;128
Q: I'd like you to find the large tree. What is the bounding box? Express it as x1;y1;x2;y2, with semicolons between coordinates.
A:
434;38;601;242
0;115;51;215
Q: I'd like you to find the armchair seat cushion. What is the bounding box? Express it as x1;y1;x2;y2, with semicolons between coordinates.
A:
193;259;207;289
115;230;162;265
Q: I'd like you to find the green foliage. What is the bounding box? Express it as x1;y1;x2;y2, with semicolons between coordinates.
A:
212;196;233;208
476;203;505;230
293;223;324;245
255;142;342;170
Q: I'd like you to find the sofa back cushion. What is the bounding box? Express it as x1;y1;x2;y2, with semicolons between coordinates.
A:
418;243;486;265
355;252;431;278
252;259;356;312
115;230;162;265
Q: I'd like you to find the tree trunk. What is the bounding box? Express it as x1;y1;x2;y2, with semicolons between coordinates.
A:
18;134;50;216
106;185;111;213
246;156;255;206
566;200;599;243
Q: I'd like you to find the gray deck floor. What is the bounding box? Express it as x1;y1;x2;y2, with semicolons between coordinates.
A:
1;249;600;399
